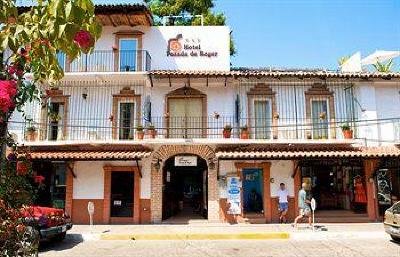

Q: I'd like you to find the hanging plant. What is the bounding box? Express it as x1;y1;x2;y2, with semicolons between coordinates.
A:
319;112;326;120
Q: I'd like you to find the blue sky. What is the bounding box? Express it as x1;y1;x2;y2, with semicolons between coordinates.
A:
214;0;400;70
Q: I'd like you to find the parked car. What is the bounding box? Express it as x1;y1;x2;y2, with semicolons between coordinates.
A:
23;206;73;242
384;201;400;242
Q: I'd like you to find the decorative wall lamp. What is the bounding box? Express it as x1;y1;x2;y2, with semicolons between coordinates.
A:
82;88;88;99
208;158;216;170
154;158;161;172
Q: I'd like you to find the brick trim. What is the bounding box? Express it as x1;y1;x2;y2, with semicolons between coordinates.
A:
65;161;74;218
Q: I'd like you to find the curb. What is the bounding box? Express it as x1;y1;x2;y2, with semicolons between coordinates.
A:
100;232;290;240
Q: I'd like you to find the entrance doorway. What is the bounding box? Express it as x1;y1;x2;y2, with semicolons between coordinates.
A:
110;172;134;217
242;168;264;214
162;155;208;223
300;159;367;221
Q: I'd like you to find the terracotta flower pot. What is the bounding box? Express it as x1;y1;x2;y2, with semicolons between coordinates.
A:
26;131;37;142
148;129;157;139
223;130;231;139
343;129;353;139
240;131;249;139
136;131;144;140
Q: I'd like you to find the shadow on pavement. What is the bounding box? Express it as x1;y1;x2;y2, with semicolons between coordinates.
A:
39;233;83;253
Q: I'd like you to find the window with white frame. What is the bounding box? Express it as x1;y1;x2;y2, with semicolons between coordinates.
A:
311;99;329;139
252;98;272;139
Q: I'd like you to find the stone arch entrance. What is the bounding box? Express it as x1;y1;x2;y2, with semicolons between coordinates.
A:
151;145;218;223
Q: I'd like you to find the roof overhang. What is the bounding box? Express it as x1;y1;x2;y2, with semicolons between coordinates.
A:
18;3;153;27
149;70;400;81
215;144;400;160
18;142;152;161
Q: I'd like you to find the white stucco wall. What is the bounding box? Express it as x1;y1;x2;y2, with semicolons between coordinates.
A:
95;25;230;71
270;160;294;197
218;160;295;199
72;160;151;199
355;82;400;144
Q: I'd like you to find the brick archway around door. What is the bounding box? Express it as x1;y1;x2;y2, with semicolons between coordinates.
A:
150;145;218;223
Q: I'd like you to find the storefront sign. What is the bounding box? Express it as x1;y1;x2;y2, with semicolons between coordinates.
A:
227;176;241;215
167;34;218;58
175;156;197;166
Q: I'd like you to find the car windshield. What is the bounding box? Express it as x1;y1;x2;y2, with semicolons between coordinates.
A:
392;202;400;214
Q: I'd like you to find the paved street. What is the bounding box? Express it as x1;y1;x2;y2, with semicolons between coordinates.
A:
39;224;400;257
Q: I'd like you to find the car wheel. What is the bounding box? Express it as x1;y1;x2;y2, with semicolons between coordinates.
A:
390;235;400;242
53;232;66;242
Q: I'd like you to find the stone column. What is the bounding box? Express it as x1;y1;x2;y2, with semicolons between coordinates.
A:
207;162;220;222
150;164;163;223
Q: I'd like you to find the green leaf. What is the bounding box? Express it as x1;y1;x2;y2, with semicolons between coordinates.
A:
65;2;73;20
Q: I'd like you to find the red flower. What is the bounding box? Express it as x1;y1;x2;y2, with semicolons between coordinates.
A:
34;175;45;184
16;161;28;176
74;30;93;49
8;65;16;75
16;224;25;233
0;80;17;114
16;69;24;77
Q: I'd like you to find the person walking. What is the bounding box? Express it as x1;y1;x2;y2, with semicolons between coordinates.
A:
277;183;289;223
292;182;312;228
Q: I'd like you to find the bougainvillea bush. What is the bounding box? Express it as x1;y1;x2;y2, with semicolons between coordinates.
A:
0;1;101;256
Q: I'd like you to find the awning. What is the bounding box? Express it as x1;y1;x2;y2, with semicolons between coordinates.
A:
216;144;400;159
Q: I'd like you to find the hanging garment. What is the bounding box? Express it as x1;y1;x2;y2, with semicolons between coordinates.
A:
354;181;367;203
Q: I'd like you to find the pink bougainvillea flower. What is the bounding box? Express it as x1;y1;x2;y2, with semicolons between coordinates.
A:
73;30;93;49
0;80;17;114
34;175;45;184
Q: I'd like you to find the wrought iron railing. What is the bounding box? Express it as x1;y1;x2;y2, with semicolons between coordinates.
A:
8;116;400;143
58;50;152;72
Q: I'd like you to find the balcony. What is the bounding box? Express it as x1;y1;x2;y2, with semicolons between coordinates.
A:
9;116;400;144
39;49;153;73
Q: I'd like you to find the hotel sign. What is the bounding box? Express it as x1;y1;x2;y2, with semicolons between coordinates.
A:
167;34;218;58
174;156;197;166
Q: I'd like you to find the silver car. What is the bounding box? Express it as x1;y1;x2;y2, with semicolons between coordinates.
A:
384;201;400;242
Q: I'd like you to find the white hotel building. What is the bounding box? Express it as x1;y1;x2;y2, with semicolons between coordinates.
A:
9;1;400;224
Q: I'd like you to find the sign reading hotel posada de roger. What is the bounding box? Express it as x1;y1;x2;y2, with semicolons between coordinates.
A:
175;156;197;166
227;177;241;215
167;33;218;58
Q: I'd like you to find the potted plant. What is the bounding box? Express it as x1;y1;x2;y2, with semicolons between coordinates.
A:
25;126;37;141
48;112;61;123
136;125;144;140
341;123;353;139
147;124;157;139
240;125;249;139
223;124;232;138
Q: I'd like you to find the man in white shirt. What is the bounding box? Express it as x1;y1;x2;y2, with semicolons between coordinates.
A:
277;183;289;223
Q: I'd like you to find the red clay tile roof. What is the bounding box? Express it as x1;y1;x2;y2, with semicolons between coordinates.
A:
29;150;150;160
149;70;400;80
18;143;151;160
216;144;400;159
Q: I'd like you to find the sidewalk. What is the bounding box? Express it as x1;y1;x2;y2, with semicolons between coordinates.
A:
67;223;386;241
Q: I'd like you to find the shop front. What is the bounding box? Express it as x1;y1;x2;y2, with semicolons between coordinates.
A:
298;159;368;222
